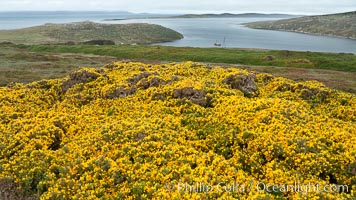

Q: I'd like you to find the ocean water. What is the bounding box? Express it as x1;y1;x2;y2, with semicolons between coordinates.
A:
1;12;356;53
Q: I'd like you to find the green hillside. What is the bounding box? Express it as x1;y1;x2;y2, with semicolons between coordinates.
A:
0;21;183;45
246;11;356;39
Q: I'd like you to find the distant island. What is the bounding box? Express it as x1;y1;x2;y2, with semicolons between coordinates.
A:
103;13;299;21
169;13;299;18
245;11;356;39
0;21;183;45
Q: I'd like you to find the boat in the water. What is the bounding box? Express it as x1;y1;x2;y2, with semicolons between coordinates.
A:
214;37;226;47
214;41;222;46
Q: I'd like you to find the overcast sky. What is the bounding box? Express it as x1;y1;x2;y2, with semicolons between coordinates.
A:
0;0;355;15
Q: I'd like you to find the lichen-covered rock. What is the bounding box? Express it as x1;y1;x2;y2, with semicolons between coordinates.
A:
127;71;159;86
173;87;212;107
62;68;102;92
223;73;258;97
105;85;136;99
136;77;165;89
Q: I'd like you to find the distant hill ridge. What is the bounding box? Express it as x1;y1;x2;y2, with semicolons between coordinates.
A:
320;11;356;16
0;21;183;45
103;13;299;21
246;11;356;39
174;13;298;18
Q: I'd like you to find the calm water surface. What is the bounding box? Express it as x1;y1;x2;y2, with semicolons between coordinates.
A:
113;18;356;53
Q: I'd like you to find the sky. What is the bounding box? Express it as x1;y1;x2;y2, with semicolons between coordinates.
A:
0;0;355;15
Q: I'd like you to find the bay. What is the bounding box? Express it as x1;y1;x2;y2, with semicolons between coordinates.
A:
1;12;356;53
113;18;356;53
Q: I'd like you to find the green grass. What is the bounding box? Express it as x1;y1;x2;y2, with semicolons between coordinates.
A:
20;44;356;72
0;44;117;86
246;11;356;39
1;43;355;93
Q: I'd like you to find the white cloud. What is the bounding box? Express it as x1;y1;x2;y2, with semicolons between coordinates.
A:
0;0;355;14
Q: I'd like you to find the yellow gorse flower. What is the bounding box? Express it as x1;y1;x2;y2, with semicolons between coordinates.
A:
0;61;355;199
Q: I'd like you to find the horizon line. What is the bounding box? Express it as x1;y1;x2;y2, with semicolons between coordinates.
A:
0;10;354;15
0;10;332;15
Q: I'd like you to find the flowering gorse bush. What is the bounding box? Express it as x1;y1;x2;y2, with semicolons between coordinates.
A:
0;62;355;199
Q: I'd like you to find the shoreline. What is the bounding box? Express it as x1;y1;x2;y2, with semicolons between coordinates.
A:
245;25;356;41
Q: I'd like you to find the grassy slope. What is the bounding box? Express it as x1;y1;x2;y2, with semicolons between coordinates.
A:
1;44;355;93
23;44;356;72
0;21;183;45
246;11;356;39
0;44;117;86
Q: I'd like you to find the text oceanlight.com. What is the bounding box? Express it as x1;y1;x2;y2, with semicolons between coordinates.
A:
165;181;349;194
